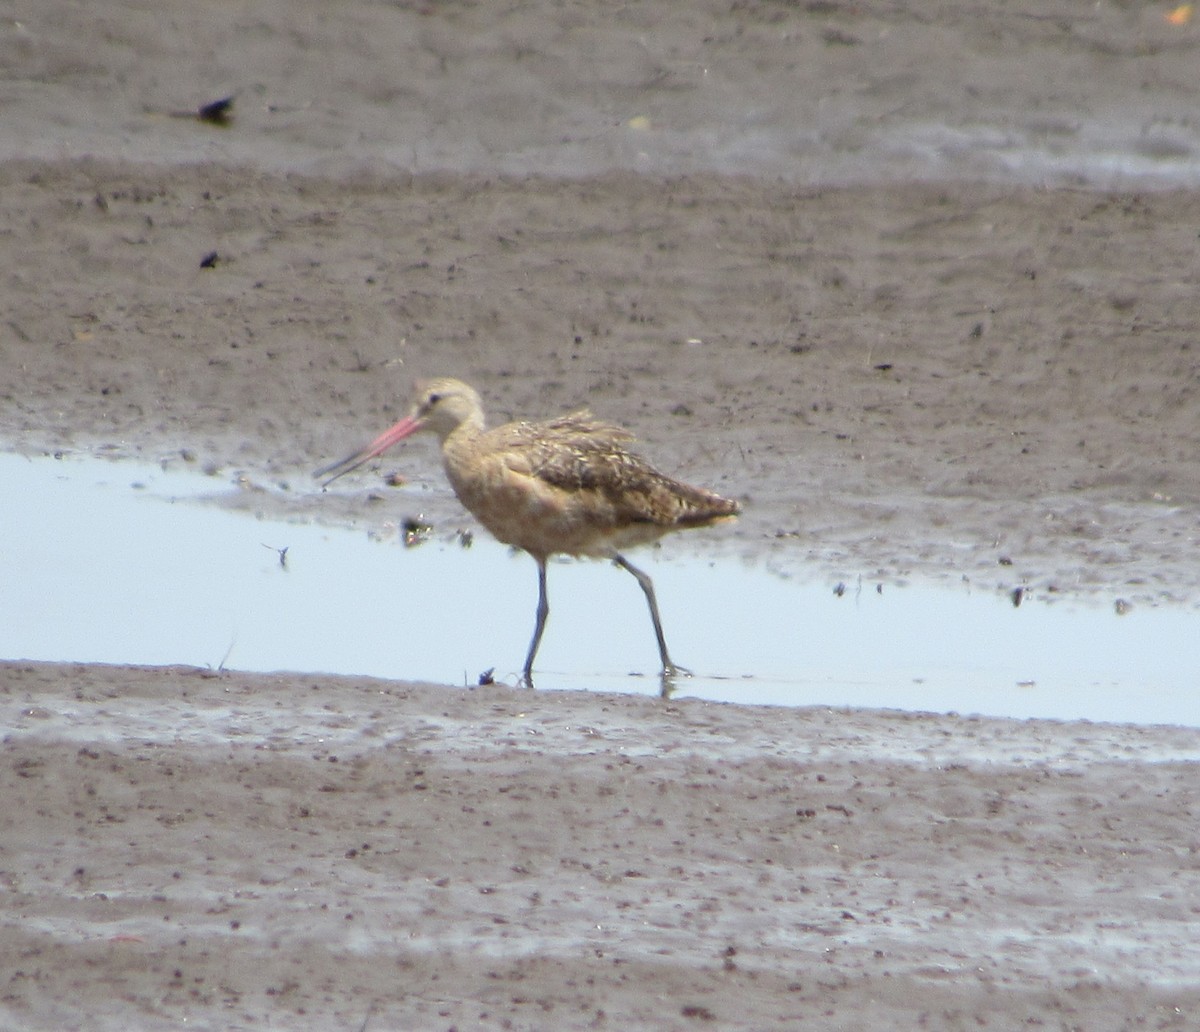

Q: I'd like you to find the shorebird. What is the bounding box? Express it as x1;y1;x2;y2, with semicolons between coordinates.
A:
315;377;740;689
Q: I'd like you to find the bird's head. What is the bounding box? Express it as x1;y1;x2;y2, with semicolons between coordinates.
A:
313;376;484;487
408;378;485;441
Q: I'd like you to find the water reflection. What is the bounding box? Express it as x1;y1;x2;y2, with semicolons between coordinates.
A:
0;451;1196;726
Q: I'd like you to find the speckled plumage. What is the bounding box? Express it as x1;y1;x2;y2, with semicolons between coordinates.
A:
434;391;740;561
316;377;740;688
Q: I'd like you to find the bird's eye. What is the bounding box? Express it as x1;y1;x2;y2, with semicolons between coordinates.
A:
428;393;442;405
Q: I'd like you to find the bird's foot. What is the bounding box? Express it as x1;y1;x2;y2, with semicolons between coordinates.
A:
659;662;692;698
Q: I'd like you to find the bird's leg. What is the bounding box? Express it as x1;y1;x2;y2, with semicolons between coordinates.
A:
612;554;692;688
520;558;550;689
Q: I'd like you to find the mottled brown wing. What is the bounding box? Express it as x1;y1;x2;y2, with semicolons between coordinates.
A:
494;412;737;528
491;412;632;488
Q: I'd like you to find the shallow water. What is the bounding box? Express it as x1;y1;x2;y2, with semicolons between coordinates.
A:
1;451;1197;727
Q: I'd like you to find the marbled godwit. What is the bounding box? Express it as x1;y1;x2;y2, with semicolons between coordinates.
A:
315;378;740;689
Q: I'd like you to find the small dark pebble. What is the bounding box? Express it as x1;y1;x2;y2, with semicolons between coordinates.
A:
197;96;235;126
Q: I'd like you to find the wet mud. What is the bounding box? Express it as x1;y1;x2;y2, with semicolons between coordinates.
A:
3;0;1200;1028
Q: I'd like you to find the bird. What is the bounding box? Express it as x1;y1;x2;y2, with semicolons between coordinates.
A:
314;377;740;690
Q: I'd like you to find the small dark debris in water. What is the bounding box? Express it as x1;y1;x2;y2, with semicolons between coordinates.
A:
402;515;433;548
385;471;407;487
873;362;893;372
457;529;474;549
970;322;985;338
1010;586;1025;607
680;1004;716;1021
478;667;495;686
199;251;220;269
197;96;235;126
833;581;846;597
1114;598;1133;616
998;556;1013;566
262;543;289;569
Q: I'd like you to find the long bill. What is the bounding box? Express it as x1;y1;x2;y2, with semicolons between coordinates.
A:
313;414;424;487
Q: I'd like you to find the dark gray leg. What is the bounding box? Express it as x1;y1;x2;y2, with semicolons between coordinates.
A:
613;554;690;687
521;558;550;688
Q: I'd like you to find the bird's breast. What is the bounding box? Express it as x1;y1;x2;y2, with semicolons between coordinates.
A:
444;455;650;559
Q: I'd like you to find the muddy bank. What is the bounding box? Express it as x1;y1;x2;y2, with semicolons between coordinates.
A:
5;162;1200;602
4;662;1200;1030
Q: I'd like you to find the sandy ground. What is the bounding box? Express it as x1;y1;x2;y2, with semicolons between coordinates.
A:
3;0;1200;1029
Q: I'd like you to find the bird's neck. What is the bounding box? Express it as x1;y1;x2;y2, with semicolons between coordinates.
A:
439;414;485;466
